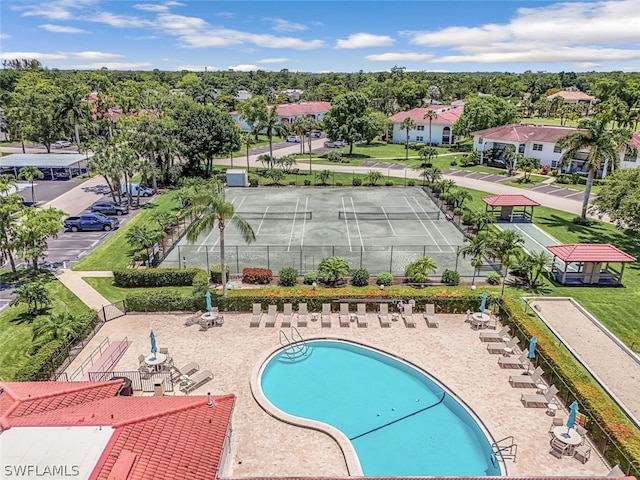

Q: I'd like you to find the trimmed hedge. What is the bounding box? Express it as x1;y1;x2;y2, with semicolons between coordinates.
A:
113;268;204;287
278;267;298;287
125;291;201;312
242;268;272;284
210;264;230;283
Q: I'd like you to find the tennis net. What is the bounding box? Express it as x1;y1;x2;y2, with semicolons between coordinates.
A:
236;211;312;220
338;210;441;221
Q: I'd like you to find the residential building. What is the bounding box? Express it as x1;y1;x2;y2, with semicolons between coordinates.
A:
231;101;331;131
546;90;596;105
388;105;464;146
471;124;639;176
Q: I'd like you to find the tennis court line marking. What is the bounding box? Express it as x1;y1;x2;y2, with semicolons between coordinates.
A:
286;196;300;251
300;196;309;248
255;206;269;235
197;196;245;252
341;197;353;252
412;196;454;253
350;197;365;251
403;197;441;252
380;206;397;236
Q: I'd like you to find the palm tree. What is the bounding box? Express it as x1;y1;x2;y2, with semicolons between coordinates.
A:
468;210;494;233
182;179;256;297
0;175;22;273
302;117;319;174
556;116;636;219
126;225;163;263
12;279;50;315
423;110;438;146
405;256;437;283
422;166;442;186
191;84;218;105
400;117;416;161
32;312;82;346
18;166;44;204
240;131;254;173
291;117;307;154
260;105;287;165
318;256;349;287
54;90;87;146
460;232;490;285
490;229;525;293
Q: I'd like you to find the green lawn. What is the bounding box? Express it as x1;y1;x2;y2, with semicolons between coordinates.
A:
215;134;271;158
82;277;194;303
521;116;579;127
73;193;178;271
0;276;92;380
503;174;549;188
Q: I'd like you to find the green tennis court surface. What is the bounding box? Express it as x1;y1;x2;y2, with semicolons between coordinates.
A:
161;187;478;276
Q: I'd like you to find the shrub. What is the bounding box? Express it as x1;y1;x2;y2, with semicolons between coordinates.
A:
304;179;311;186
555;174;571;184
278;267;298;287
351;268;370;287
318;256;349;286
249;178;259;187
14;340;67;381
326;151;342;162
113;268;204;288
385;180;394;186
450;159;458;166
453;207;464;217
486;272;501;285
125;291;198;312
407;180;416;186
541;165;551;175
405;257;437;283
572;216;594;226
303;271;318;285
461;210;474;225
210;264;230;284
352;178;362;186
242;267;273;284
441;269;460;285
336;182;343;186
289;181;296;186
376;272;393;287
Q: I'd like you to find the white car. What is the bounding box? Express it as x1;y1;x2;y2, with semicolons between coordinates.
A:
54;140;71;148
286;136;301;143
324;140;336;148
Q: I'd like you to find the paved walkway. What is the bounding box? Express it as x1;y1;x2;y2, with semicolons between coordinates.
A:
56;269;114;310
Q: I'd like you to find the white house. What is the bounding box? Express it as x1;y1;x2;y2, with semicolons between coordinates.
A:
231;101;331;131
389;105;464;146
471;124;639;176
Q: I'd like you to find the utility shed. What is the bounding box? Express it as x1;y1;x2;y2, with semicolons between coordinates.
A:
226;169;248;187
547;243;636;286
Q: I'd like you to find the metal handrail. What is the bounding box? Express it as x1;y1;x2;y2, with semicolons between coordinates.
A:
491;435;517;463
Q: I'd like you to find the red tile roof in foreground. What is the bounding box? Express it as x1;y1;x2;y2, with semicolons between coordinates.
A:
0;381;235;480
547;244;636;263
472;123;579;143
482;194;541;207
389;105;464;126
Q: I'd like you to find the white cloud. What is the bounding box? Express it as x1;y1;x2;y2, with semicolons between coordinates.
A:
574;62;601;69
265;18;307;33
0;34;12;39
39;24;88;33
0;51;68;61
15;0;97;21
67;61;154;69
366;52;434;62
73;51;124;60
259;57;290;64
133;3;171;12
215;12;234;18
89;12;149;28
228;64;263;72
336;33;395;49
176;65;219;71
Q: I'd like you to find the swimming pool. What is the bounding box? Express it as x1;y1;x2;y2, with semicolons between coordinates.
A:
258;339;503;477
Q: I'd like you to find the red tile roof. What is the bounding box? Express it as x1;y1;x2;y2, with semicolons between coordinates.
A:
472;123;579;143
631;132;640;151
482;194;541;207
547;244;636;263
389;106;464;126
0;381;235;480
275;101;331;117
547;90;595;101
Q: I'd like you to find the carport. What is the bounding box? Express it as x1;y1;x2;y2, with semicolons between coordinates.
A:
547;243;636;286
482;194;540;222
0;153;88;179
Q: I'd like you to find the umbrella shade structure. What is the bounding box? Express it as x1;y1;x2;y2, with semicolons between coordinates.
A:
479;293;488;312
528;336;537;359
567;401;579;430
205;291;212;312
150;330;158;356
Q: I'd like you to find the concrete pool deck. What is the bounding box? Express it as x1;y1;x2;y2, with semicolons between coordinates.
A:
64;311;611;477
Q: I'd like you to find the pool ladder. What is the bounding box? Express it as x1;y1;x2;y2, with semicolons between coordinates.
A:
491;436;517;464
278;327;309;362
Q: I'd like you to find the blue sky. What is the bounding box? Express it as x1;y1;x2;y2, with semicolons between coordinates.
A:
1;0;638;72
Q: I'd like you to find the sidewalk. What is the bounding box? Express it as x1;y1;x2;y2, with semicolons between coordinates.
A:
42;175;111;217
57;269;114;310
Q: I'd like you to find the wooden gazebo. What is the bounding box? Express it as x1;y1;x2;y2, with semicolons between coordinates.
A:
482;194;540;222
547;244;636;286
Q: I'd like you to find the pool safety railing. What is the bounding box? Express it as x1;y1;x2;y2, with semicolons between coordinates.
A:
278;327;309;362
491;436;517;463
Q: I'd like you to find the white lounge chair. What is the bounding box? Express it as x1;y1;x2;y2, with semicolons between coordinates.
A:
521;385;558;407
321;303;332;327
265;305;277;327
479;326;510;342
180;369;213;394
297;303;307;327
402;304;416;327
250;303;262;327
509;366;544;387
281;303;292;328
498;351;529;369
487;336;519;354
378;303;390;327
423;303;438;328
356;303;367;327
171;361;200;383
339;303;350;327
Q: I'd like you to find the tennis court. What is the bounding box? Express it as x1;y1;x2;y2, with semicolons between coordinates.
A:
161;187;475;276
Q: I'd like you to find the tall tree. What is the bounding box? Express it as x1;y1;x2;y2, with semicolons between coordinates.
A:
32;312;83;346
54;89;88;146
18;166;44;204
400;117;416;161
592;168;640;231
259;105;287;164
460;231;490;285
423;110;438;146
0;175;22;273
453;94;520;137
490;229;525;292
11;279;50;316
322;92;371;155
556;116;636;219
181;179;256;297
15;208;66;271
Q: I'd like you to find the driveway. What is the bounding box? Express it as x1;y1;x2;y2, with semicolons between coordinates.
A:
524;183;596;200
443;168;510;184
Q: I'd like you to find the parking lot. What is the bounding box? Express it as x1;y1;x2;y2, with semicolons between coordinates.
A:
17;177;85;204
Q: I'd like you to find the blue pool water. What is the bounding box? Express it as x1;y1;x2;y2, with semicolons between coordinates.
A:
260;340;502;477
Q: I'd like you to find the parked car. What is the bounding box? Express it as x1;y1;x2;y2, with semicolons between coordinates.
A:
91;201;129;216
64;213;119;232
53;140;71;148
324;140;346;148
286;136;301;143
307;130;322;138
121;183;155;197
